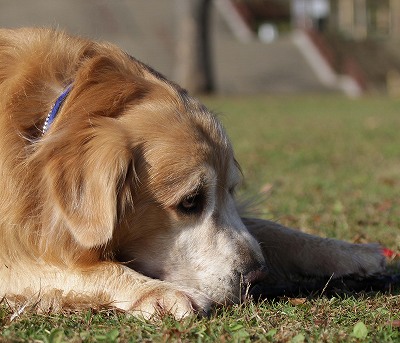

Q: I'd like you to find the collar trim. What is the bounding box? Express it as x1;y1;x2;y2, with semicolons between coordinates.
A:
42;84;73;134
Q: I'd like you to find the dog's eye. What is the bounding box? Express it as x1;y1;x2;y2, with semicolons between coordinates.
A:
178;193;203;215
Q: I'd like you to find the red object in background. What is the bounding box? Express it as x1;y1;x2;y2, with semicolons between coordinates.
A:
382;247;399;259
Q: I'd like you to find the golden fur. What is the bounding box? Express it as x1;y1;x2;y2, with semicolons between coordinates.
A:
0;28;385;318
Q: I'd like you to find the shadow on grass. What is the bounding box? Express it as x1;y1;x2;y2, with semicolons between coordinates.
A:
251;267;400;301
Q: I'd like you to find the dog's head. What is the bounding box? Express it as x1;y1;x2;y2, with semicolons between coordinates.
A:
35;50;266;305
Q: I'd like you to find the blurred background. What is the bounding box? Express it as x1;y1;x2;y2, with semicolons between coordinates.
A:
1;1;399;244
1;0;400;97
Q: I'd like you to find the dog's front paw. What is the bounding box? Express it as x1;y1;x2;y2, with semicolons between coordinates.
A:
125;281;211;320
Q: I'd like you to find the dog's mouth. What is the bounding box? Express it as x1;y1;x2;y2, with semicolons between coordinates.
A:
123;255;268;304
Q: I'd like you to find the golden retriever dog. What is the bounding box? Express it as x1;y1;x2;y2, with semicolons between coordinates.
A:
0;28;385;319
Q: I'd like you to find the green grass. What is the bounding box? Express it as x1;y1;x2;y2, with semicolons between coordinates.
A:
2;296;400;342
1;94;400;342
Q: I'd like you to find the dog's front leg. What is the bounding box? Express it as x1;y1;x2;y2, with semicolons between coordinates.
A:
2;262;211;319
243;217;385;280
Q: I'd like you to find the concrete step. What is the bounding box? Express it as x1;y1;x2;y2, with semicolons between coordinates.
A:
0;0;331;94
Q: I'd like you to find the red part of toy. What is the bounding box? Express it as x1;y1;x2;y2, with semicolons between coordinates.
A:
382;247;399;259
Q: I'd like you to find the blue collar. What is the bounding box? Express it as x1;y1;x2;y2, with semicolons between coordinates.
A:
42;84;73;134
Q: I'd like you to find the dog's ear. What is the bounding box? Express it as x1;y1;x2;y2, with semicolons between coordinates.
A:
44;121;133;248
65;53;150;120
38;54;149;248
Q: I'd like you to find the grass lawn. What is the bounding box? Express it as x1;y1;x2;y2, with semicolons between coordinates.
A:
1;94;400;342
